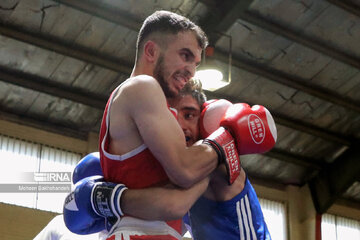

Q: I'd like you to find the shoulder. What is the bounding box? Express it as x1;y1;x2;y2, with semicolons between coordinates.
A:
125;75;160;91
122;75;165;103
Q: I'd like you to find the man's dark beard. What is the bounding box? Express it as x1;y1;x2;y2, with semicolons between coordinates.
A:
154;55;177;98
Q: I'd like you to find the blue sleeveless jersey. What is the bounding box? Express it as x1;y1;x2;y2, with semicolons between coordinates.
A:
186;178;271;240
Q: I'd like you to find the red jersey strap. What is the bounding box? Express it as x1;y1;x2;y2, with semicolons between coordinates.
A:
167;103;178;119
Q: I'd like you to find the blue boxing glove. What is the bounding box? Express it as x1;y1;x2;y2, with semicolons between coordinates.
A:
63;152;105;234
63;176;105;234
63;176;127;234
72;152;103;184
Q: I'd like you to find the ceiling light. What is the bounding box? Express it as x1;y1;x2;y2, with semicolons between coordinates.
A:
195;69;229;91
196;33;232;92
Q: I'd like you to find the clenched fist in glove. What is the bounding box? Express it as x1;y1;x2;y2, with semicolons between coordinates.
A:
200;99;239;185
200;100;277;185
64;153;127;235
64;176;127;235
221;103;277;155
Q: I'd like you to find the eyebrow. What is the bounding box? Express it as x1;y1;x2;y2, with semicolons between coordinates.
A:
182;106;200;112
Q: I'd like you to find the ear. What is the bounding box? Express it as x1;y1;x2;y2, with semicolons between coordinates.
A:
143;40;160;63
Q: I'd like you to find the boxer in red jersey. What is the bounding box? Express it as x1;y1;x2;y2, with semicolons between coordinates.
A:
96;10;239;240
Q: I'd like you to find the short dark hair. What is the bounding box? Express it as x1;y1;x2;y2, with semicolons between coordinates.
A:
136;10;208;62
180;78;207;108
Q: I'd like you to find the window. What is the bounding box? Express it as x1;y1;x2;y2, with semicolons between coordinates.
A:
260;198;287;240
0;134;81;213
322;213;360;240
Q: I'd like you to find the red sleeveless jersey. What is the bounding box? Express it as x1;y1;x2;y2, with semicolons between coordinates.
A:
99;85;182;236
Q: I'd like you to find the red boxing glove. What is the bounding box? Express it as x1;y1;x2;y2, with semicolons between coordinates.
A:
201;99;240;185
200;99;232;138
220;103;277;155
203;127;240;185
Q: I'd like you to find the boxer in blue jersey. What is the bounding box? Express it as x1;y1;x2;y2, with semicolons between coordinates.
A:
168;80;271;240
186;176;271;240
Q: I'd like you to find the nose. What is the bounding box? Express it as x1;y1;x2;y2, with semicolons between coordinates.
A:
177;115;187;131
185;63;196;79
178;116;193;137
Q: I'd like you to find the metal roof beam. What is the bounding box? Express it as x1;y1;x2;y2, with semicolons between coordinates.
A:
309;142;360;213
214;51;360;114
199;0;254;44
0;110;88;140
264;148;324;170
0;66;107;109
52;0;141;31
0;22;132;74
326;0;360;18
238;10;360;70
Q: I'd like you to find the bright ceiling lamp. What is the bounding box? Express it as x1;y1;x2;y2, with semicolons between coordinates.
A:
194;69;228;91
196;33;232;92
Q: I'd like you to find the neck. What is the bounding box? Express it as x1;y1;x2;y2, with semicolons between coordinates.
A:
131;61;154;78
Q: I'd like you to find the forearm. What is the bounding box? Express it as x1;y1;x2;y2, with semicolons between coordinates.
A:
204;166;247;201
171;143;218;188
121;177;210;221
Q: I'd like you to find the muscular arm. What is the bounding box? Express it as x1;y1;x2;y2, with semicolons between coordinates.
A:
121;167;246;221
121;176;210;221
119;76;218;188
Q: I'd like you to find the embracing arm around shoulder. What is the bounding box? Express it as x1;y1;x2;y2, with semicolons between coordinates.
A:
124;76;217;188
121;176;210;221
